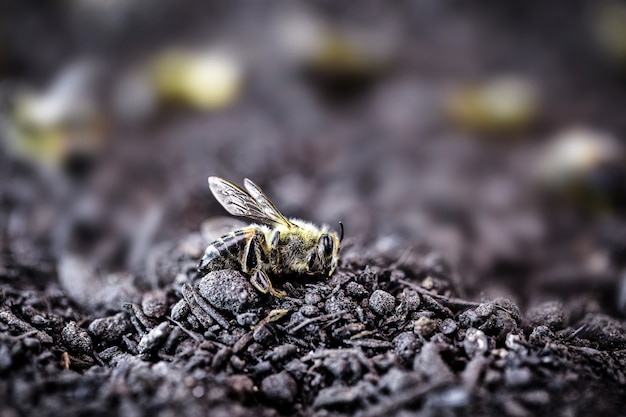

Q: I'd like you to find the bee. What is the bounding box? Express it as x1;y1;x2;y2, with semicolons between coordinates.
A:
198;176;343;296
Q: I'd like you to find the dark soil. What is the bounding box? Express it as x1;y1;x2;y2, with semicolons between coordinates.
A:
2;1;626;416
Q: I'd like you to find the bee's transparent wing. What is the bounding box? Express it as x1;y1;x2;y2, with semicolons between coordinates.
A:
243;178;294;227
208;176;292;226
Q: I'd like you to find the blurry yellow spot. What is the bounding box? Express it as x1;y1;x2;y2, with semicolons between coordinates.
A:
446;77;539;135
537;128;625;212
311;35;381;76
538;128;622;188
61;351;70;369
151;50;243;110
2;63;106;171
594;2;626;65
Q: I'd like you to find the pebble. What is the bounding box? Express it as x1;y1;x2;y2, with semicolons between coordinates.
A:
463;328;488;358
379;368;421;394
198;270;259;313
141;290;168;318
138;322;171;355
345;282;368;298
267;344;297;364
62;322;93;354
393;332;420;362
413;342;454;384
0;344;12;371
313;384;364;409
325;290;357;314
170;299;190;321
400;290;421;312
97;346;123;362
368;290;395;316
253;324;275;346
304;292;322;305
236;312;259;327
440;318;458;335
299;305;320;317
261;371;298;405
528;325;554;345
413;316;438;338
505;367;532;387
88;313;132;343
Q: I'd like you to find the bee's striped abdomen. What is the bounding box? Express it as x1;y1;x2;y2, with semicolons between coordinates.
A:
198;229;251;274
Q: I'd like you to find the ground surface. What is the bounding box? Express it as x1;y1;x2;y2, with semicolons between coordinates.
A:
2;1;626;416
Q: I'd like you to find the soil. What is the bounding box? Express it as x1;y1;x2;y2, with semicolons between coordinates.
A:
2;1;626;416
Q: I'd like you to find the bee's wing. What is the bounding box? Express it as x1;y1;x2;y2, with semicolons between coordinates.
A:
243;178;295;227
209;176;293;227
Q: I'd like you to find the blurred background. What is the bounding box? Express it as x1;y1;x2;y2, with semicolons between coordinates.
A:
3;0;626;315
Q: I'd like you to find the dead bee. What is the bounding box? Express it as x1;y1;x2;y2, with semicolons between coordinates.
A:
198;177;343;296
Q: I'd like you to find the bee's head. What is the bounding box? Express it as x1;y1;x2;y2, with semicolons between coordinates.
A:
306;223;343;277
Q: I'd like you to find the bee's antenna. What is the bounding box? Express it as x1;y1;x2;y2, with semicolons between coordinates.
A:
338;221;344;242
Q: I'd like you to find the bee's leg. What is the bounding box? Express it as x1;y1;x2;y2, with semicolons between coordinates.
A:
242;234;264;274
250;270;270;294
250;270;287;297
244;233;286;297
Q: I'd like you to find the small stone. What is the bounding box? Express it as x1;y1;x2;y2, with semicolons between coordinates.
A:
505;367;532;387
526;301;564;331
0;344;12;371
268;344;297;364
138;322;171;355
393;332;420;362
495;298;522;324
324;290;357;314
211;347;232;371
458;310;479;328
505;333;524;351
400;290;421;312
236;312;259;327
345;282;368;298
413;342;454;384
528;325;554;345
253;324;275;346
226;375;255;400
440;318;458;335
62;321;93;354
413;316;438;339
261;371;298;406
304;292;322;305
425;387;469;409
463;328;488;358
379;368;421;394
170;299;190;321
88;313;132;343
19;336;38;351
97;346;123;362
299;305;320;317
369;290;395;316
198;270;259;313
322;356;348;379
142;290;168;318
